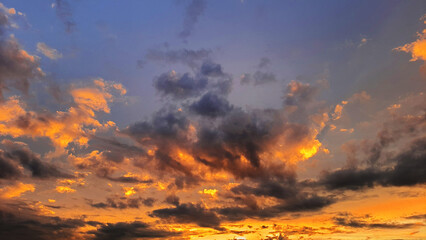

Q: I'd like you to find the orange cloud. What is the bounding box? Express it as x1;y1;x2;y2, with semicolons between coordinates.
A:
395;29;426;62
0;79;125;154
55;186;76;193
0;182;35;198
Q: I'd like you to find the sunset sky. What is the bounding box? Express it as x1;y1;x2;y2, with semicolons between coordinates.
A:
0;1;425;239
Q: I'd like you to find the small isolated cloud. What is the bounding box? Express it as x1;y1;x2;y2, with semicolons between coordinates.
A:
37;42;62;60
358;37;368;47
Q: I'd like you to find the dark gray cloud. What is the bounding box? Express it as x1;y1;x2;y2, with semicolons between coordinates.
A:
151;202;224;230
230;178;298;201
0;143;73;179
193;108;287;174
124;108;190;145
54;0;76;33
320;137;426;190
333;213;420;229
200;61;225;77
89;197;155;209
123;108;200;187
165;194;180;206
153;60;232;100
0;202;87;240
154;71;208;99
189;91;233;118
90;221;180;240
179;0;206;39
218;175;334;222
0;201;177;240
105;175;153;184
216;194;333;222
0;151;22;179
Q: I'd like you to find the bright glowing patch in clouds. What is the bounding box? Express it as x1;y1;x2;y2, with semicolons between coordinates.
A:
0;182;35;198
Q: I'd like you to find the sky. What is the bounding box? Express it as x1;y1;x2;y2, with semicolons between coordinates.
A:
0;1;425;239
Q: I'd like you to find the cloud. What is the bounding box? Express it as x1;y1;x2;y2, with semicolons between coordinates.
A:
125;80;324;187
0;8;43;99
179;0;206;39
89;197;156;209
0;140;73;179
333;213;422;229
153;60;232;100
0;201;87;240
53;0;76;33
189;91;233;118
36;42;62;60
55;186;76;193
151;202;224;230
90;221;181;240
283;80;318;108
0;182;35;198
0;200;180;239
217;176;334;222
153;70;208;99
0;79;125;154
394;17;426;75
216;194;333;222
320;136;426;190
395;30;426;62
200;61;225;77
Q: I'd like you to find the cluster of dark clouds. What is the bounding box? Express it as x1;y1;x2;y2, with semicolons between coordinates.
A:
150;183;334;230
120;52;426;230
153;60;232;100
0;140;72;179
319;108;426;190
0;201;180;240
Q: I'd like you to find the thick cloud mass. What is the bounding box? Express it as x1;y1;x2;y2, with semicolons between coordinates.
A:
0;142;73;179
320;135;426;190
151;202;223;230
154;71;208;99
189;91;233;117
91;221;180;240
